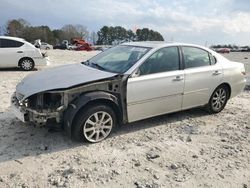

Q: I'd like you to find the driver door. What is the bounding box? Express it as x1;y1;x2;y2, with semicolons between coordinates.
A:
126;47;184;122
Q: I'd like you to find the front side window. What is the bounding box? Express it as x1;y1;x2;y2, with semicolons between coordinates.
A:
84;45;151;73
139;47;180;76
182;47;210;68
0;39;24;48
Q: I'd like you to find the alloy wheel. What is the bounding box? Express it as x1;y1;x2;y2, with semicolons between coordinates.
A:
21;59;33;70
83;111;113;142
211;88;227;111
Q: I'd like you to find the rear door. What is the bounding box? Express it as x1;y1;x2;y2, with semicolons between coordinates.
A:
0;39;24;67
181;46;223;110
127;46;184;122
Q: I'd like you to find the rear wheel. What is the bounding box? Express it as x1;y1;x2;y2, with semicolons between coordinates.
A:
20;58;34;71
207;85;229;113
72;104;116;143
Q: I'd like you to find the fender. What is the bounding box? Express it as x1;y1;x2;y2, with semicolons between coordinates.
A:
63;91;121;137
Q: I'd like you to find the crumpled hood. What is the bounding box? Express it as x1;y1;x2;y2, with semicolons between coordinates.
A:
16;63;117;99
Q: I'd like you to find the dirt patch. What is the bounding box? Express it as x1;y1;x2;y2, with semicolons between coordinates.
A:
0;50;249;187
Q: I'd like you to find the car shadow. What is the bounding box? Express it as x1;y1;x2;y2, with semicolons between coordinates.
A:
0;68;38;72
113;108;208;136
0;107;208;163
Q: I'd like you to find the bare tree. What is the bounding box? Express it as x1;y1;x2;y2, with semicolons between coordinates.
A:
75;24;89;39
61;24;89;41
5;18;30;37
90;31;98;44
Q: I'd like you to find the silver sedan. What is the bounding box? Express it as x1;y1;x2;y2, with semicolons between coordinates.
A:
12;42;246;142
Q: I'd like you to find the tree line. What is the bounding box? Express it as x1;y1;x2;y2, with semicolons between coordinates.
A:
211;44;250;49
96;26;164;45
1;18;164;45
3;18;94;45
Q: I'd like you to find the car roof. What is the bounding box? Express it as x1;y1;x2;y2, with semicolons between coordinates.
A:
122;41;208;50
0;36;26;42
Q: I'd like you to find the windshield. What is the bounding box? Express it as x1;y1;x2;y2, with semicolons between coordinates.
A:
84;45;151;73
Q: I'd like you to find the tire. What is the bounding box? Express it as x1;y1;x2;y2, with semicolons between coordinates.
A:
207;85;229;113
20;58;35;71
72;104;116;143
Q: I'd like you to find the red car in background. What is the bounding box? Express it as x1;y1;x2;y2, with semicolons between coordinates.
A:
75;43;94;51
71;38;94;51
216;48;230;53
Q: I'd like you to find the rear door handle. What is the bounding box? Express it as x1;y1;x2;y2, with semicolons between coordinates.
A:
173;75;184;81
213;70;221;76
17;51;23;53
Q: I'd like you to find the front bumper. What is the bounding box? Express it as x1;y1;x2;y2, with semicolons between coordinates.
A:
11;93;65;124
11;94;28;122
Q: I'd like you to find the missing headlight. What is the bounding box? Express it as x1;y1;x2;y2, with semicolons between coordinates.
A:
44;93;62;108
28;93;63;109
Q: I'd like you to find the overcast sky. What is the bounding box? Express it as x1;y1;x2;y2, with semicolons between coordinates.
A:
1;0;250;45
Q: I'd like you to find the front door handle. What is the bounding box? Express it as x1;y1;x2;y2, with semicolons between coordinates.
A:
213;70;221;76
173;75;184;81
17;51;23;53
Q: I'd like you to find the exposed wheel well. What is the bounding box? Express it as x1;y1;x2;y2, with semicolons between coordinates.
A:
219;83;231;99
71;99;122;133
18;57;34;67
206;83;231;113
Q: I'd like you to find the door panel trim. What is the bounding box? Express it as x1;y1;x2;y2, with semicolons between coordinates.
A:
128;93;183;106
183;88;209;95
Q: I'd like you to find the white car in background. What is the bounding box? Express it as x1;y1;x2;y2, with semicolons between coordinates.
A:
40;42;53;50
0;36;49;71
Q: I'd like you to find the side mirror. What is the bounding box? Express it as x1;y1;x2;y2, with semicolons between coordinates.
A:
131;69;140;78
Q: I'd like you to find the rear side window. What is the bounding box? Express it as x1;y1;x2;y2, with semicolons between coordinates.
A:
0;39;24;48
182;47;210;68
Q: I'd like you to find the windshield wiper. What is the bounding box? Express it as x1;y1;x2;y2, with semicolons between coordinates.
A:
82;60;110;72
82;60;91;65
91;62;107;71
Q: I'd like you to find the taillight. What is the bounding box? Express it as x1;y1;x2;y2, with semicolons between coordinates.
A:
240;66;246;76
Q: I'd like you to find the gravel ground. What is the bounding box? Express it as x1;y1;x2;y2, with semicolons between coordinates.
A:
0;50;249;188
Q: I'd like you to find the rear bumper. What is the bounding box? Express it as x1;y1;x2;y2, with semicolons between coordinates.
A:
34;57;50;67
246;76;250;87
231;79;246;98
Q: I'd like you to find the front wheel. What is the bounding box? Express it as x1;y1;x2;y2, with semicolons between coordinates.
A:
207;86;229;113
73;104;116;143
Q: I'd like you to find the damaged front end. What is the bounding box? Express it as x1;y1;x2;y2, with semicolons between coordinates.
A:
11;74;128;128
11;91;67;125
